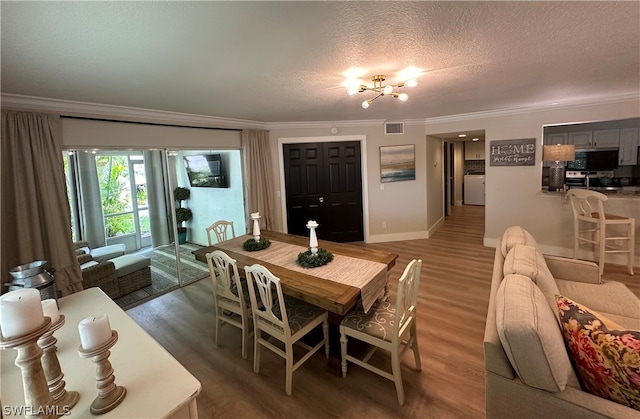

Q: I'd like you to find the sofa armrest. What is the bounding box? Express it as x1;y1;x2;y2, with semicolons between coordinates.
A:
544;256;601;284
81;262;120;299
77;253;93;264
74;240;90;250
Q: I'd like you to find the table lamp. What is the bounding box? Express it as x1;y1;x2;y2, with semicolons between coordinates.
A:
543;144;575;191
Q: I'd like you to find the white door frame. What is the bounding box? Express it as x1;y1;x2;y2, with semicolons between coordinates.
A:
276;135;370;242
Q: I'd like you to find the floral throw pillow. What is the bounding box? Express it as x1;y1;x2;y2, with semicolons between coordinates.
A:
556;295;640;411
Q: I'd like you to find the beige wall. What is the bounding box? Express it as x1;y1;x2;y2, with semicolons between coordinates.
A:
268;123;430;243
61;118;242;149
424;98;640;265
55;99;640;266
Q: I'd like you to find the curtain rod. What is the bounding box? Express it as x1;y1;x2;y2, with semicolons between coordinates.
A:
61;115;243;132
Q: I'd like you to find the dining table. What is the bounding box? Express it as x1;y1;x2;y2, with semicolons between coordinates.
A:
193;231;398;316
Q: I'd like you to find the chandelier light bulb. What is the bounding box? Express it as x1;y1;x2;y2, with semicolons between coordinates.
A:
405;79;418;88
398;93;409;102
347;85;359;95
362;100;370;109
383;85;393;95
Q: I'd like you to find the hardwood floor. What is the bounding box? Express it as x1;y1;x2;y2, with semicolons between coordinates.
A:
126;205;638;419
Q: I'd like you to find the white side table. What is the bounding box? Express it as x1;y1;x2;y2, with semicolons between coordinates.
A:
1;288;201;418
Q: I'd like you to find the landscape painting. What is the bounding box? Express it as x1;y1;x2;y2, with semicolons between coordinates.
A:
380;145;415;183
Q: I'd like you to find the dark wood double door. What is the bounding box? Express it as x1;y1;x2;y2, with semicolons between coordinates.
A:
283;141;364;243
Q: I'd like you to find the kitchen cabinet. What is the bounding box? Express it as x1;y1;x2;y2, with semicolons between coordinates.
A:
544;133;568;145
619;128;639;166
464;140;485;160
567;130;620;149
568;131;593;148
592;129;620;148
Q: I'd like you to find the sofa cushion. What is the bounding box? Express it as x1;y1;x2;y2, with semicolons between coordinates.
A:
556;279;640;321
80;260;99;270
503;244;560;315
495;274;576;392
557;295;640;411
91;244;126;263
110;254;150;277
500;226;538;257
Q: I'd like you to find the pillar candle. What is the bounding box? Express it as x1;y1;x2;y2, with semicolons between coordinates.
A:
78;314;112;350
0;288;45;339
251;212;261;239
41;299;60;325
307;220;319;248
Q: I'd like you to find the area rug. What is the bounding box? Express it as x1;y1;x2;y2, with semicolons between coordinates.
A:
115;242;209;309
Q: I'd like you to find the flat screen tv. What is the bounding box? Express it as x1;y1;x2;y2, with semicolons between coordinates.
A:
183;154;228;188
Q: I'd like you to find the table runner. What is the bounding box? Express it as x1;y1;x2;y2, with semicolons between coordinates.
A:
217;236;388;312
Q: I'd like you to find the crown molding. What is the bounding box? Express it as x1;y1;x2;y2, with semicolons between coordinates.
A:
3;92;638;131
422;93;640;125
0;93;267;130
264;119;387;130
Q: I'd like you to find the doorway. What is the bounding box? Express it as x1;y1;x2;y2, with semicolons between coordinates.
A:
282;140;364;242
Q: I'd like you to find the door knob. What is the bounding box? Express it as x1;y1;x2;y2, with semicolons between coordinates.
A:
319;197;324;203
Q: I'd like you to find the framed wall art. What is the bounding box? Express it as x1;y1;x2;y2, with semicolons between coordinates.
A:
380;144;415;183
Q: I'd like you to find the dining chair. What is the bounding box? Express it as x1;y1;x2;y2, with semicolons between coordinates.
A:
244;263;329;396
567;189;635;275
339;259;423;406
205;220;236;245
205;250;253;359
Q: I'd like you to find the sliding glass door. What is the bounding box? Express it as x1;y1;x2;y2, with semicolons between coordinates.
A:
63;147;246;304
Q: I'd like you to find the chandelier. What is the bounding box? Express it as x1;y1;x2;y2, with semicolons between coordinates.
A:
347;75;418;109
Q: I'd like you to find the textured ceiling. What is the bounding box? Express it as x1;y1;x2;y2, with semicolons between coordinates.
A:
1;1;639;123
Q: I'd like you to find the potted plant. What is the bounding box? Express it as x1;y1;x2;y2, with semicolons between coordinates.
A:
174;186;193;244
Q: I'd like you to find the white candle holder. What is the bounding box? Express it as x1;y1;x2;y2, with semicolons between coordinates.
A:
78;331;126;415
306;220;319;256
0;317;57;419
251;212;262;242
38;315;80;411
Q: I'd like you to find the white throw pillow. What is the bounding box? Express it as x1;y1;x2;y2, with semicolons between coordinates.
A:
495;274;575;392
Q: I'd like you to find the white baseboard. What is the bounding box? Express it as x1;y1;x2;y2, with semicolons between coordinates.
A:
367;230;429;243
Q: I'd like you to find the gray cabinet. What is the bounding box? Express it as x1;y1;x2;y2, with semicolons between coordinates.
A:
464;140;485;160
568;131;593;148
544;133;568;145
619;128;639;166
592;129;620;148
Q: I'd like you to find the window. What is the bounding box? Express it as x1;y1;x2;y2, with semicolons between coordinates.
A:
95;153;148;242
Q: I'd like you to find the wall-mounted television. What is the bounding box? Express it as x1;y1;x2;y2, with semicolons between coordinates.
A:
183;154;228;188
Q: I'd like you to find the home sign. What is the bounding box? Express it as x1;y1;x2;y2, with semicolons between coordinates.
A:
489;138;536;166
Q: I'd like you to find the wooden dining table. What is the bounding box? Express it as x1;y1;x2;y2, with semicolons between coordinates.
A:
193;231;398;316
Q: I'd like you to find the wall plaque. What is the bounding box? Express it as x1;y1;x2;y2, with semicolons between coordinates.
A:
489;138;536;166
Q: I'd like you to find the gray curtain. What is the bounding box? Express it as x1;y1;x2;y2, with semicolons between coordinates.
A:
1;111;83;296
242;129;276;231
76;151;106;247
144;150;172;247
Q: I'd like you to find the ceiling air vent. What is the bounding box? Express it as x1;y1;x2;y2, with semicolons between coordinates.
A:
384;121;404;135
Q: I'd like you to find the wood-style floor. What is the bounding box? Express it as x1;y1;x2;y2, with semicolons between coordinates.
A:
126;205;639;419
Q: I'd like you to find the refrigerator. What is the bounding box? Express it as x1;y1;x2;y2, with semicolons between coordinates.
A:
464;174;485;205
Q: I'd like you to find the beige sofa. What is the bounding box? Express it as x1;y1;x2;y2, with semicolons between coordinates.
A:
484;226;639;419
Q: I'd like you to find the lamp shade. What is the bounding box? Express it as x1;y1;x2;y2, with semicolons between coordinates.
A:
543;144;575;162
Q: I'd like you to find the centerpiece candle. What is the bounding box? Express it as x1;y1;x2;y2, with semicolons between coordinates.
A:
41;299;60;325
78;315;112;350
0;288;44;339
251;212;261;240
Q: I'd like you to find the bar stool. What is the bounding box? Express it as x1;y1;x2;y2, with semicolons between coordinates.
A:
567;189;635;275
